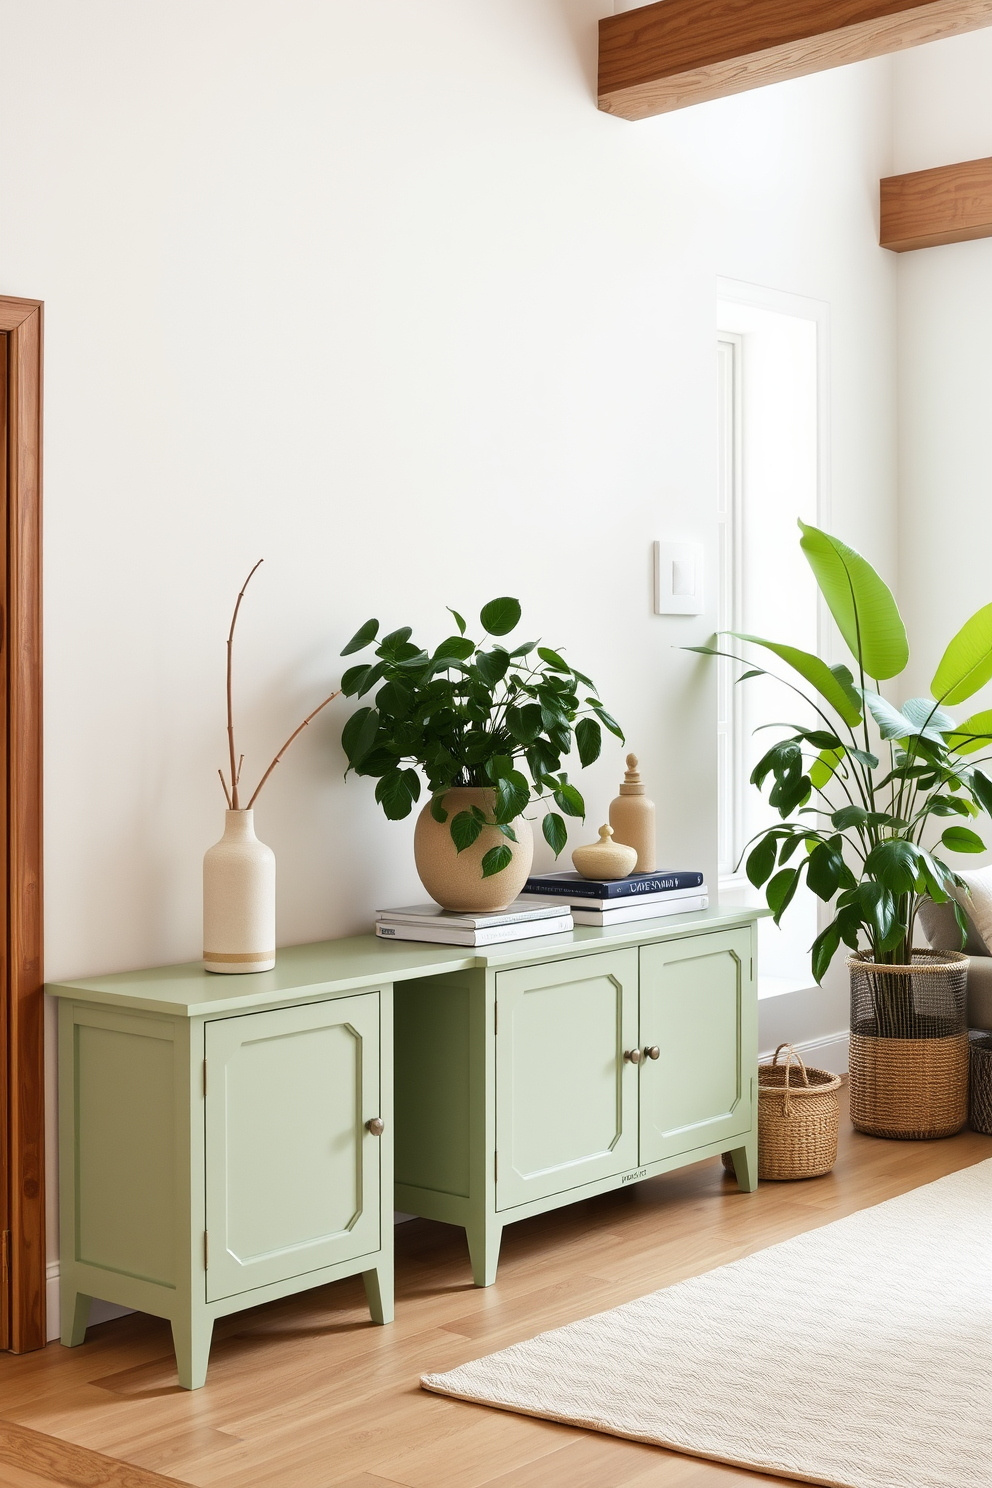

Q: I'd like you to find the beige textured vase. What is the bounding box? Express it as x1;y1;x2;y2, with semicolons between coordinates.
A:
413;786;534;912
203;809;276;974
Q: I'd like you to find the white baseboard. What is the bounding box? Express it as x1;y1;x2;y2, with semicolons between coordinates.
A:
759;1029;850;1075
46;1263;133;1342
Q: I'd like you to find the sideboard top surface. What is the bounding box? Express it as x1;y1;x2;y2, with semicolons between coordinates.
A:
46;904;762;1018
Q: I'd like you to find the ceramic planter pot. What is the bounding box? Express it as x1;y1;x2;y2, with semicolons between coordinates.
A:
203;809;276;973
413;786;533;912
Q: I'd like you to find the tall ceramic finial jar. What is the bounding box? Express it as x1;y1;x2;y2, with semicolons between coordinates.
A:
609;753;657;873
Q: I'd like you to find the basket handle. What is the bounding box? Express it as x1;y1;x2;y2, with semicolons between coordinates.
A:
772;1042;810;1115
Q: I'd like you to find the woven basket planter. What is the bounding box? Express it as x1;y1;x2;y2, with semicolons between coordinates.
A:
969;1031;992;1136
722;1044;840;1180
848;950;969;1140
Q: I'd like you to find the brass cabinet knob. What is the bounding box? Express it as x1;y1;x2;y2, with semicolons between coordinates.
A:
644;1045;660;1061
366;1117;385;1136
623;1048;642;1064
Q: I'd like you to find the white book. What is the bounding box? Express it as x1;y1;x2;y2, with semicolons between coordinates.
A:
563;882;708;910
374;896;564;929
571;894;709;927
375;913;573;947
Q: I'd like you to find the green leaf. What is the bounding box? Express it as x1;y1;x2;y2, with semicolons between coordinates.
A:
811;920;842;983
376;626;413;654
374;768;420;820
433;635;476;663
860;691;915;742
480;597;521;637
864;839;920;894
553;780;585;818
946;710;992;756
510;641;537;658
485;753;515;782
767;867;802;925
506;703;543;745
807;840;852;901
575;717;602;768
430;794;448;823
901;697;956;736
832;805;868;830
357;660;387;698
941;825;987;854
970;768;992;818
587;700;625;741
542;812;568;856
450;810;484;853
810;746;845;790
746;834;778;888
494;770;530;823
341;707;380;767
849;748;880;769
570;667;597;689
474;649;510;688
375;680;412;720
447;608;467;636
341;663;373;697
340;618;379;656
537;646;570;673
797;520;908;680
729;633;863;726
481;844;513;878
497;822;518;842
925;795;972;818
932;602;992;705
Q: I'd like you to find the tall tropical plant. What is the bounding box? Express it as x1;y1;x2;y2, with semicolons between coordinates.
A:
689;521;992;981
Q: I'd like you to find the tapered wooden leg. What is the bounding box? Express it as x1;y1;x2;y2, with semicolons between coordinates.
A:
466;1214;503;1287
725;1135;758;1192
60;1289;92;1347
362;1261;393;1325
171;1312;214;1390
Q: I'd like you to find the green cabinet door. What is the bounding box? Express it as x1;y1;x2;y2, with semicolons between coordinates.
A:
495;949;639;1212
205;993;381;1303
638;930;754;1165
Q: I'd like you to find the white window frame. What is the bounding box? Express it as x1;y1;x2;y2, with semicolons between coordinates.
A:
717;333;744;884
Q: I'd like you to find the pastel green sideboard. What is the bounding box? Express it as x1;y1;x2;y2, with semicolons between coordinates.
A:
48;906;761;1387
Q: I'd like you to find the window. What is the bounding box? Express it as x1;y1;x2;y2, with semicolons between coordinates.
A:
717;289;826;997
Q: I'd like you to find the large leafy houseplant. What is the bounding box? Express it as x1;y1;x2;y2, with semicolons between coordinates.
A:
338;597;624;880
690;521;992;981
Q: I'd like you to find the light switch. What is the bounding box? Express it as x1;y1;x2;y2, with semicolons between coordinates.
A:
654;541;704;615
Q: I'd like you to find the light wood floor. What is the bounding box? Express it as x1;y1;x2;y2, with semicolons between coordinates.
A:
2;1088;990;1488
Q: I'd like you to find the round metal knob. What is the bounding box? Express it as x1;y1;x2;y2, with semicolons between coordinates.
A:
366;1117;385;1136
623;1048;642;1064
644;1045;660;1061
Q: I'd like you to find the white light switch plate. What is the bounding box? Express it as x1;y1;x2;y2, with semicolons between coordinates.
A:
654;541;704;615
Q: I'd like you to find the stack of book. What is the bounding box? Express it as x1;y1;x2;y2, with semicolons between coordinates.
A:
521;869;707;926
375;896;572;946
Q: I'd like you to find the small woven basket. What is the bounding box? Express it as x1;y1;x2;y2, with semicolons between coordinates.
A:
969;1031;992;1136
723;1043;841;1181
848;950;969;1139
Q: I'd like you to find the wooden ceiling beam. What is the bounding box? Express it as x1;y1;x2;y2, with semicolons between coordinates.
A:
599;0;992;121
880;156;992;250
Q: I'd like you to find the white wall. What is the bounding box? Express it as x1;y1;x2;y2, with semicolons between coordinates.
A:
1;2;899;1318
894;33;992;720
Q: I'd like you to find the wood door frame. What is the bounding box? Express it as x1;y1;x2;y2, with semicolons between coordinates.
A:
0;295;44;1353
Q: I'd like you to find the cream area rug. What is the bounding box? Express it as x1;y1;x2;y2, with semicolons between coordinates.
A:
422;1160;992;1488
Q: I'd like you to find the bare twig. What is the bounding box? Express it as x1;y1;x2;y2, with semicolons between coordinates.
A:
225;559;264;808
246;689;342;809
218;769;233;809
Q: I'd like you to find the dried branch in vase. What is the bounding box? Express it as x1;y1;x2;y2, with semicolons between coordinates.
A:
219;560;341;809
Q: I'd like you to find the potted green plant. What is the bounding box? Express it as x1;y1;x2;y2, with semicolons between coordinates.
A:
691;521;992;1139
338;597;624;912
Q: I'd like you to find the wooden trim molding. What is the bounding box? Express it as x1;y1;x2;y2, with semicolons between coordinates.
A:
599;0;992;121
880;155;992;250
0;294;44;1353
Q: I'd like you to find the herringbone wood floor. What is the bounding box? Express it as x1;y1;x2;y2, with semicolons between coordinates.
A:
2;1086;990;1488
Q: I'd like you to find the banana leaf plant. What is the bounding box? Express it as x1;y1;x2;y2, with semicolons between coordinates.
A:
688;521;992;982
338;597;624;879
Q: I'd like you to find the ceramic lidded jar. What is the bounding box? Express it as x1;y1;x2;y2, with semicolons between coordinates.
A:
203;809;276;973
609;753;657;872
571;824;637;882
413;786;534;912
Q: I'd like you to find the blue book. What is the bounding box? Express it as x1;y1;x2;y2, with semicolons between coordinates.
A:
522;870;704;901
